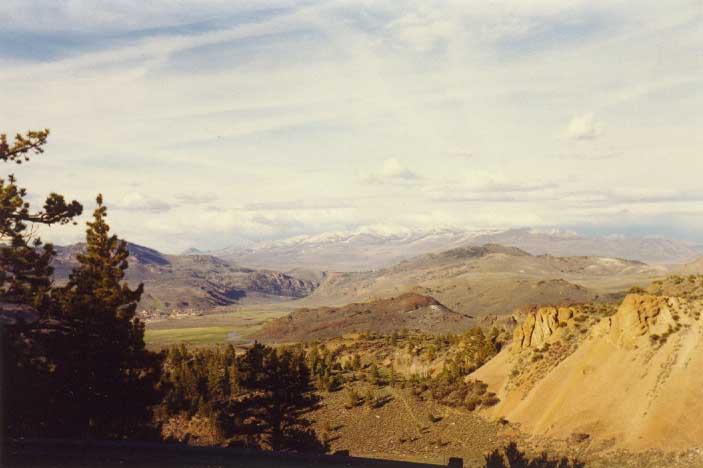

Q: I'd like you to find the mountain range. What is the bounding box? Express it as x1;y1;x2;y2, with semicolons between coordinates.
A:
52;234;703;321
189;227;702;272
52;243;318;315
252;244;696;343
297;243;667;314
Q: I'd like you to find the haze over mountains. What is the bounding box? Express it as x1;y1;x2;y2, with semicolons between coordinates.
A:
301;244;666;308
53;231;703;323
255;244;678;342
190;227;701;272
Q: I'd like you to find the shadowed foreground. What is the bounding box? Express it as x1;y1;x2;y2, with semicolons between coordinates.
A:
3;439;463;468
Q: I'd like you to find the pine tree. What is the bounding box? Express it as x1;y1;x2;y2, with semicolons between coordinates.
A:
235;342;322;451
1;129;82;438
56;195;161;437
0;129;82;309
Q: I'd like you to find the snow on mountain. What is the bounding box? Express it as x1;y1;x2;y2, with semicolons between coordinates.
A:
199;226;699;272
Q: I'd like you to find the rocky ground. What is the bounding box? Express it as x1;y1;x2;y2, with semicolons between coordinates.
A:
311;381;703;467
310;381;523;467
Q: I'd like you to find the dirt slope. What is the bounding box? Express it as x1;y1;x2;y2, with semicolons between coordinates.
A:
472;290;703;450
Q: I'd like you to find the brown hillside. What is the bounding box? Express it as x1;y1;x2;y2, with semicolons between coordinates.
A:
254;293;472;342
299;244;660;317
53;243;318;315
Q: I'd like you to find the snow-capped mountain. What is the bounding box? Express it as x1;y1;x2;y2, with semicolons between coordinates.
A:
189;227;701;272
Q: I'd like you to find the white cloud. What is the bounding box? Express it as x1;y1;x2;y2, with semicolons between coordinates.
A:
359;158;421;185
0;1;299;33
566;113;604;140
112;193;173;213
243;199;353;211
2;0;702;250
383;11;457;52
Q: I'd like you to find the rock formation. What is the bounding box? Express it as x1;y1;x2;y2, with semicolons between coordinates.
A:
471;291;703;450
511;306;577;352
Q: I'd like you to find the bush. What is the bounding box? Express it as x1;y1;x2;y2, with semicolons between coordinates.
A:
411;373;498;412
345;387;362;409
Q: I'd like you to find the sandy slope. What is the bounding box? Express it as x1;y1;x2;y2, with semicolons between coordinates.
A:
472;293;703;450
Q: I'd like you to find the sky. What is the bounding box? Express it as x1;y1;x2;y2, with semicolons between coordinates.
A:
1;0;702;253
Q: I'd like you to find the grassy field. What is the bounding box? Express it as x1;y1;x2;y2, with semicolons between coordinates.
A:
144;327;235;347
144;309;288;348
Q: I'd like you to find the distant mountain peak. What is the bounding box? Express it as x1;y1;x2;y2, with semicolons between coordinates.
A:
525;227;582;238
206;226;699;271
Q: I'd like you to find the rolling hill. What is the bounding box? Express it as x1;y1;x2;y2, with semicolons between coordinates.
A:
296;244;666;317
255;293;472;342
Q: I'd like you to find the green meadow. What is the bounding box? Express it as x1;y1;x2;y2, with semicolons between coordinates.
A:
144;309;289;348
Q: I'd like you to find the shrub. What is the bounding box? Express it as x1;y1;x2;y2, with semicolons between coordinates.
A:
364;388;376;408
570;432;590;443
345;388;362;409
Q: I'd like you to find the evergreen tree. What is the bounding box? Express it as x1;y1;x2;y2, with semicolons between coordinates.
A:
56;195;161;437
1;129;82;438
0;129;82;309
235;342;321;451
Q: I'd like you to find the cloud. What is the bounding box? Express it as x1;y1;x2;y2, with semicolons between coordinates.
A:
3;0;702;250
568;189;703;206
383;10;457;52
565;113;603;140
111;193;173;213
431;194;520;203
243;199;353;211
359;158;421;185
430;180;558;203
0;1;299;34
175;193;219;205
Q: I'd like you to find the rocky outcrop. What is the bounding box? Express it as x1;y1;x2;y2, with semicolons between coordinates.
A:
511;306;577;352
239;271;317;298
472;290;703;451
597;293;699;349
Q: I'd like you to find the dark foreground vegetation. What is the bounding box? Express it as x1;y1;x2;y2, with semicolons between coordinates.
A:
0;130;582;467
